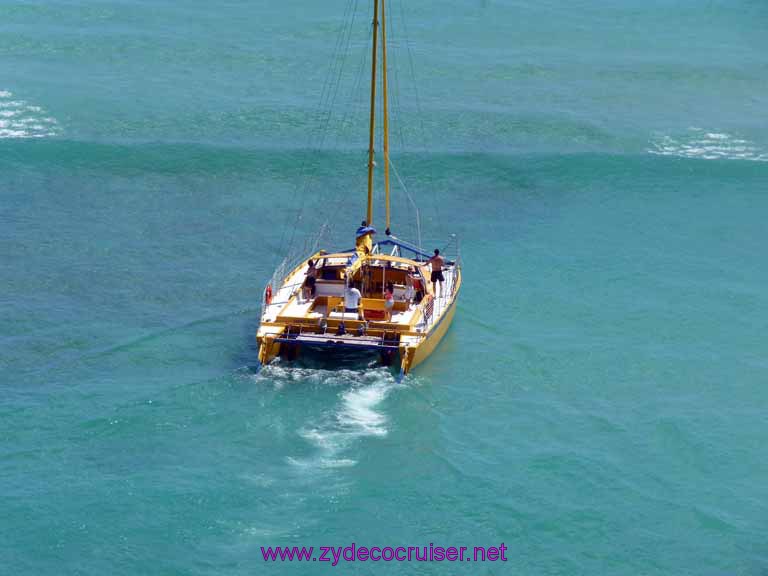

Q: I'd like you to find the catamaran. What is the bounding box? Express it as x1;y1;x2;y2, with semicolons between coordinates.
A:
256;0;461;378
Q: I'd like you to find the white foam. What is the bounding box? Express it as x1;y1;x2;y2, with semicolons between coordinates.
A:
256;366;398;473
0;129;28;138
299;427;346;451
338;383;388;437
318;458;357;469
0;88;60;139
648;129;767;162
239;473;276;488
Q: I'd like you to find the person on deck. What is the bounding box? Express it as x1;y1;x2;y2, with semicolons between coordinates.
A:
404;271;415;304
384;281;395;322
344;283;363;320
355;220;376;256
410;268;425;304
427;249;445;298
302;259;317;301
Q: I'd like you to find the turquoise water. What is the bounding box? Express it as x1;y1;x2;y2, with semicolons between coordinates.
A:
2;1;768;574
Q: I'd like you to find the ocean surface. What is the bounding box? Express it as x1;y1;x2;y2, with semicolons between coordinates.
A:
2;1;767;574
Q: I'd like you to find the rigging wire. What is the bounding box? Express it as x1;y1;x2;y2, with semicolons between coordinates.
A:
388;156;422;253
386;0;418;241
286;0;359;256
378;0;422;244
279;0;360;266
316;0;426;253
314;2;375;251
272;0;436;269
295;0;385;261
387;3;407;152
397;0;441;224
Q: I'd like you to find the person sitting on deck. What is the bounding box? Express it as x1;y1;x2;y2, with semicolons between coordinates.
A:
343;282;363;320
384;281;395;322
427;249;445;298
302;259;317;301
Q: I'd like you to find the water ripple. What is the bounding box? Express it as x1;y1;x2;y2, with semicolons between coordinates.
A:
0;90;60;139
648;128;768;162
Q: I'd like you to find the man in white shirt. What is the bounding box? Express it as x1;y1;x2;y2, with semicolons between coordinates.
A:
344;283;363;320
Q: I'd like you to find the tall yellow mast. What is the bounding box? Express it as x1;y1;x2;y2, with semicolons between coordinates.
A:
381;0;391;234
366;0;380;226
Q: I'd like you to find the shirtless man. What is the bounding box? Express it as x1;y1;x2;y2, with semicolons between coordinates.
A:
427;249;445;298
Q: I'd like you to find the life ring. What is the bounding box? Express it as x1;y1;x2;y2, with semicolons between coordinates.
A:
265;285;273;305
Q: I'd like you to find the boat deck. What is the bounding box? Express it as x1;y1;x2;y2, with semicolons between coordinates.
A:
257;249;461;374
279;296;418;326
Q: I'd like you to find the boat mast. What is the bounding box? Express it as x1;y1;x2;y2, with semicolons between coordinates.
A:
366;0;380;226
381;0;391;234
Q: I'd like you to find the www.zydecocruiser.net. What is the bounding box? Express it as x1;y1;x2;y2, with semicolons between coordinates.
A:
261;543;509;565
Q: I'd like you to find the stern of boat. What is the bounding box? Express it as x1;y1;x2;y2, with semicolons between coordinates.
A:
256;237;461;376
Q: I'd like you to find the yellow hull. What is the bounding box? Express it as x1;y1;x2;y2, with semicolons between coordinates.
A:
257;332;283;366
399;268;461;375
407;293;458;371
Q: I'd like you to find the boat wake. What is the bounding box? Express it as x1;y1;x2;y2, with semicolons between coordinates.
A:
0;90;60;139
648;128;768;162
253;364;400;471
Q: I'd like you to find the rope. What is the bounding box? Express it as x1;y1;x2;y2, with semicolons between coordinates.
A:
388;156;422;253
397;0;440;225
314;5;378;252
271;0;439;275
306;2;374;254
280;0;361;266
